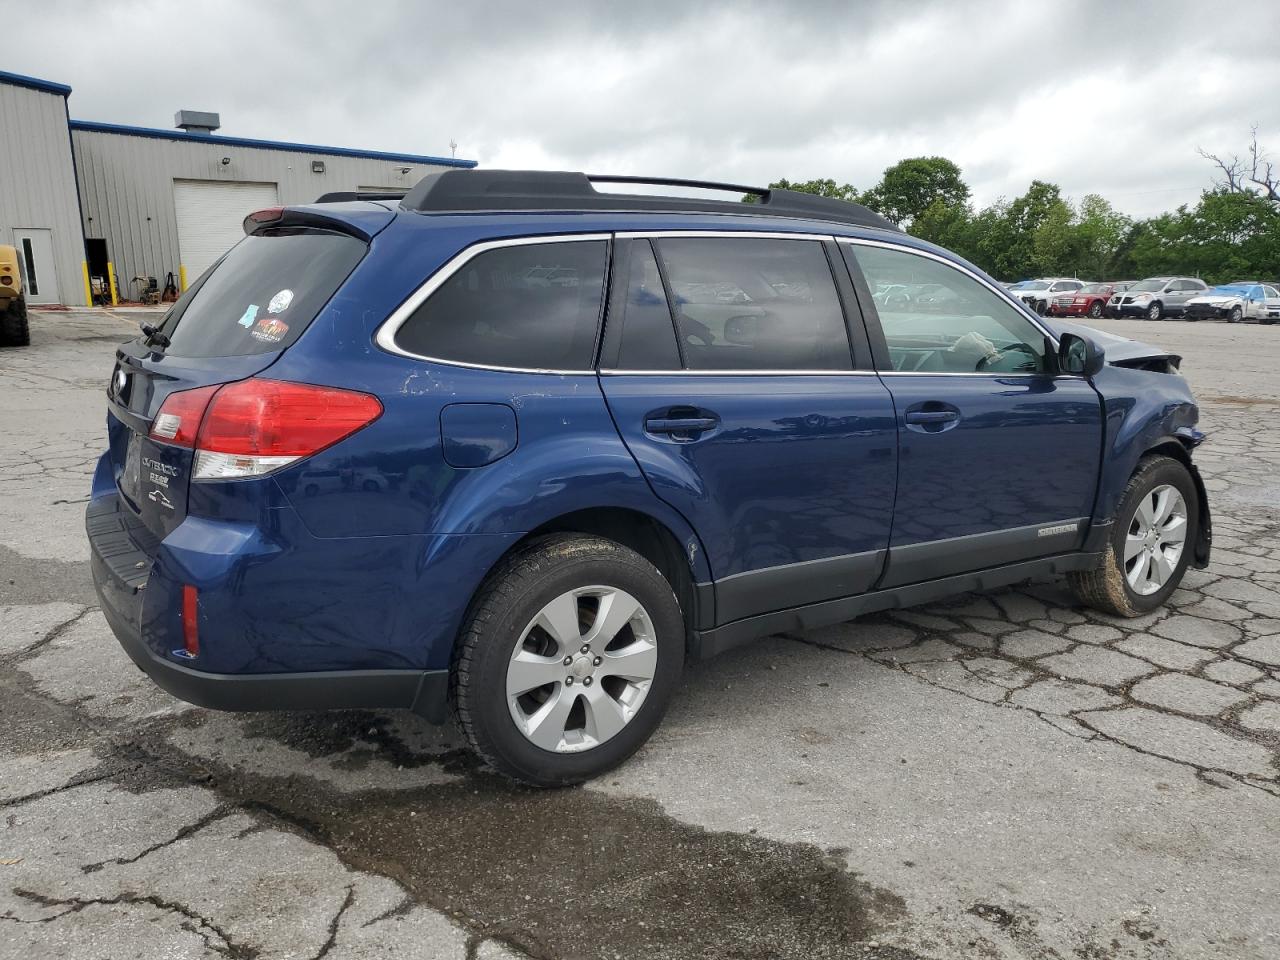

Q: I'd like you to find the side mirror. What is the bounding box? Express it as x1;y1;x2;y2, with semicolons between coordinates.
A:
1058;332;1105;377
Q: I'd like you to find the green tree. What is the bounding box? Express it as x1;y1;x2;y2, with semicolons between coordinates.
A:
745;178;860;203
1072;195;1132;279
862;157;969;228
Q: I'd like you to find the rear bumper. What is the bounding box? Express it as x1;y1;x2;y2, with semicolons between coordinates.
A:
87;491;450;720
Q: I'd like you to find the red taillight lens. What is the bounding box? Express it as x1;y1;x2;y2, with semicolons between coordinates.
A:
197;379;382;456
192;379;382;480
181;584;199;657
149;385;220;448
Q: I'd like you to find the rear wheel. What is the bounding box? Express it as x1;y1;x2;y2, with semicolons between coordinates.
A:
450;534;684;787
1088;300;1104;319
1146;301;1163;321
1068;455;1197;617
0;297;29;347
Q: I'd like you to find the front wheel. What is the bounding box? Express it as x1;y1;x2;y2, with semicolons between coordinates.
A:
450;534;685;787
1146;302;1163;321
1088;300;1104;319
1228;305;1242;323
1068;455;1197;617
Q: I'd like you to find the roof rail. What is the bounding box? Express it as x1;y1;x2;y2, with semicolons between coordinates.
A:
315;190;407;203
398;170;900;232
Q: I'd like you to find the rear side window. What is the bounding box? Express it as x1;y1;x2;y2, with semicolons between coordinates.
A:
394;240;608;370
158;229;366;357
653;237;852;371
606;240;681;371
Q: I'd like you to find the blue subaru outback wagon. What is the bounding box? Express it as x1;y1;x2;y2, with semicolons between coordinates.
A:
89;171;1211;785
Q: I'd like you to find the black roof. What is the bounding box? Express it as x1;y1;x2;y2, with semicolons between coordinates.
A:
393;170;900;232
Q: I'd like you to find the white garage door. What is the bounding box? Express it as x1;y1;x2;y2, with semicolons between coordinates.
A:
173;180;279;284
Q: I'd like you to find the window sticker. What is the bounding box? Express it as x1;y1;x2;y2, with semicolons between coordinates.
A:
268;289;295;315
250;317;289;344
238;304;259;328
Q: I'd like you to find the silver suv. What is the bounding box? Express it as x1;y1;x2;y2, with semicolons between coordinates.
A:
1110;277;1207;321
1011;278;1084;315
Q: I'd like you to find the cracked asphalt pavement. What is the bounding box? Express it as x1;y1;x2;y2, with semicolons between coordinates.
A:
2;310;1279;959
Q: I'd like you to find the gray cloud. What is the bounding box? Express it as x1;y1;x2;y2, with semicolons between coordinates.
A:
11;0;1280;216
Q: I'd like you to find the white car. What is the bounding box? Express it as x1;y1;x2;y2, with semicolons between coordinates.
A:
1010;278;1085;315
1183;282;1280;324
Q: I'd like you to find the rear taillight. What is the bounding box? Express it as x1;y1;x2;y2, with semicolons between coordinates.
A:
150;379;382;480
150;385;220;447
194;379;382;479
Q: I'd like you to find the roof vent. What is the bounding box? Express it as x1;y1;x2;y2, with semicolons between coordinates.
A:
175;110;220;135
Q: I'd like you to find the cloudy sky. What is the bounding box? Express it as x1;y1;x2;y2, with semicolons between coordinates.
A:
12;0;1280;217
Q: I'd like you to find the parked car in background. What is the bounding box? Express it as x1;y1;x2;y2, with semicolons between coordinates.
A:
0;243;29;347
1109;277;1208;320
87;170;1212;786
1011;278;1085;314
1048;281;1132;320
1183;282;1280;324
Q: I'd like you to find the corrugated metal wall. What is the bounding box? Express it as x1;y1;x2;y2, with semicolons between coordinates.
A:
0;83;87;305
72;129;458;291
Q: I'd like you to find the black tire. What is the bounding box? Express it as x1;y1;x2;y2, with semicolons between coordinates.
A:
1088;300;1104;319
0;297;29;347
1146;301;1163;321
1228;305;1242;323
1068;455;1198;617
450;533;685;787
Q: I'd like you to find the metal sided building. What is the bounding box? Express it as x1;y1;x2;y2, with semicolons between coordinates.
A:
0;71;86;306
71;118;475;298
1;68;475;307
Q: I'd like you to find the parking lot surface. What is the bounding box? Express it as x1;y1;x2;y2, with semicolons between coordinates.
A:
2;310;1279;960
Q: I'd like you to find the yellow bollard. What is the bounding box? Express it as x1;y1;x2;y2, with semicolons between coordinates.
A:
106;263;119;306
179;265;188;292
82;261;92;307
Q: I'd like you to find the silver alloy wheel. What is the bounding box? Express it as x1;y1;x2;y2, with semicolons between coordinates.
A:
506;586;658;753
1124;483;1188;596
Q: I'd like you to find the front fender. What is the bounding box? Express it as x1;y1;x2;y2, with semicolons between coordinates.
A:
1091;363;1201;525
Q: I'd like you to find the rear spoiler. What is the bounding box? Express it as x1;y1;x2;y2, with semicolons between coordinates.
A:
242;204;395;242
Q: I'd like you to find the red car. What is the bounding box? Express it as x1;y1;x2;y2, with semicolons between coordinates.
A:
1047;282;1133;319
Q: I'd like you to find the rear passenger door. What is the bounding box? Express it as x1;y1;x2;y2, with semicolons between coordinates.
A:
841;240;1103;587
597;234;898;623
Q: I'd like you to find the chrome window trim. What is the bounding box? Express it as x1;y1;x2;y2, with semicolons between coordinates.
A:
615;230;835;242
600;369;879;377
374;232;612;375
836;236;1061;349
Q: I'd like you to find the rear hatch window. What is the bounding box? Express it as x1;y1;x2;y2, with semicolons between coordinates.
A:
155;228;367;357
106;228;367;543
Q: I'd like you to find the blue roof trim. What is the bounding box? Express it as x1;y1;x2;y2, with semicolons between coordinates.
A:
0;69;72;97
67;119;477;168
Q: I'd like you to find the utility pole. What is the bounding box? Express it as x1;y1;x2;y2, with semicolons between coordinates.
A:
450;139;458;159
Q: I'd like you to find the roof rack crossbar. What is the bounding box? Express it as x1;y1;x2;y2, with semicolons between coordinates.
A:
398;170;900;232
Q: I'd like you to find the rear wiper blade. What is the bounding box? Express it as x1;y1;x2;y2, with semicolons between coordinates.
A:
140;323;170;349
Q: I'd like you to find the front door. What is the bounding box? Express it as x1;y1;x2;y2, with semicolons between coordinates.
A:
13;228;59;304
842;240;1103;588
598;235;898;624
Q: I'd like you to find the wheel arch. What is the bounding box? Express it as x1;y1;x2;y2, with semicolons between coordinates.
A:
1140;438;1211;568
460;506;712;661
